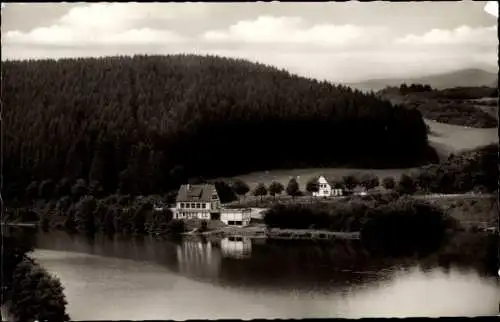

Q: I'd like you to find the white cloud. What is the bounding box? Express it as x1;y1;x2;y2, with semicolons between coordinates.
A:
2;3;208;46
4;26;186;47
202;16;390;47
396;25;497;46
1;3;497;82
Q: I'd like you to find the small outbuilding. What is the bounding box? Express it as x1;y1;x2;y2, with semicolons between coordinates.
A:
220;208;251;227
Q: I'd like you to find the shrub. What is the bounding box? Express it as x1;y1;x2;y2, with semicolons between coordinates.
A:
7;259;70;322
165;219;186;234
360;198;452;257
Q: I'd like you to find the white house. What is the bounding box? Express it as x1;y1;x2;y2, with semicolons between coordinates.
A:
220;236;252;259
220;208;251;227
175;184;221;220
312;176;344;197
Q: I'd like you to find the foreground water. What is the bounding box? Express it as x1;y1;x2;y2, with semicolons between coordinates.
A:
33;231;499;320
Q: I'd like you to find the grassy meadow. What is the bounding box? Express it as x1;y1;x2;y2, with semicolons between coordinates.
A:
425;119;498;160
220;118;496;191
224;168;412;192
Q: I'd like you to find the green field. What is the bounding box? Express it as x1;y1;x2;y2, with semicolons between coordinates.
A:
223;119;496;190
425;119;498;161
225;167;411;191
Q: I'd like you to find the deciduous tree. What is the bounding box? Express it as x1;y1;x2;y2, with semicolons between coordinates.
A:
253;183;268;200
286;177;300;200
232;179;250;200
268;181;285;199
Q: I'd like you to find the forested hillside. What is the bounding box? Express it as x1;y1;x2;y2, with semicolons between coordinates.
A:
3;55;435;199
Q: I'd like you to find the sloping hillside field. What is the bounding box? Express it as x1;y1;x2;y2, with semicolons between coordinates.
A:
426;119;498;161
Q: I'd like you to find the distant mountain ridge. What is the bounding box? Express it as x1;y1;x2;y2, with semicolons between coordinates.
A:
347;68;498;92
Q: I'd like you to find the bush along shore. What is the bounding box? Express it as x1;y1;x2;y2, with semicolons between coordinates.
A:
263;194;459;242
5;172;497;241
6;191;467;242
4;142;496;239
1;227;70;322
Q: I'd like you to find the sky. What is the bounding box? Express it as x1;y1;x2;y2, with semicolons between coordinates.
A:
1;2;498;82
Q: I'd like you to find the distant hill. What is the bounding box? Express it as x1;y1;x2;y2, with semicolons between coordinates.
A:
348;69;498;92
2;54;436;199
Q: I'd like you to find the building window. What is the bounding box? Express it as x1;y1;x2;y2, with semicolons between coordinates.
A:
180;203;185;208
196;203;200;208
190;203;195;208
228;221;235;225
212;194;218;200
235;221;242;226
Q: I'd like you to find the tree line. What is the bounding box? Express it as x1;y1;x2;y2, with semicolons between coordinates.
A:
7;142;495;235
3;54;435;201
233;144;497;202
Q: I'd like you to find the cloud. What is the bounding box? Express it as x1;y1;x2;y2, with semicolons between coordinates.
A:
395;25;497;46
1;3;497;82
3;3;208;46
4;26;186;47
202;16;390;48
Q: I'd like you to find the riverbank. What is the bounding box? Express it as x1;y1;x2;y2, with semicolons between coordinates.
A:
2;226;70;322
190;224;360;240
6;193;496;243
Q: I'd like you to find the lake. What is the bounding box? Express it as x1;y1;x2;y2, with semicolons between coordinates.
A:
33;231;499;320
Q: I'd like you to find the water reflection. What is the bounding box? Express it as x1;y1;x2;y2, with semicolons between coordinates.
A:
32;249;500;320
28;229;500;319
34;231;499;289
220;236;252;259
176;238;221;279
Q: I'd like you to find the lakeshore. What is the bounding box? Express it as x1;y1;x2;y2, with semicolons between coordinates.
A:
193;224;361;240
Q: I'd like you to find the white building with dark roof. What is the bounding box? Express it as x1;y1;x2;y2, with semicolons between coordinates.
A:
175;184;221;220
175;183;252;226
313;176;344;197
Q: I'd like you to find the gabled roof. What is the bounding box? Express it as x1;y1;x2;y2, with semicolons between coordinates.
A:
318;176;344;188
176;184;219;202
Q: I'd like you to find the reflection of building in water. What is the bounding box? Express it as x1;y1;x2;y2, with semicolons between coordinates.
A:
176;239;221;278
220;236;252;259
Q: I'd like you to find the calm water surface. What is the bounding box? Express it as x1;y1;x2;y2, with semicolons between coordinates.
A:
33;231;499;320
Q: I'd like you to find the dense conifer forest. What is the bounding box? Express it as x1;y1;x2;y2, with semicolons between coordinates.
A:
3;54;435;199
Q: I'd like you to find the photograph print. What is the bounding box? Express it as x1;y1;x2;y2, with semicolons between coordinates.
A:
1;1;499;321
